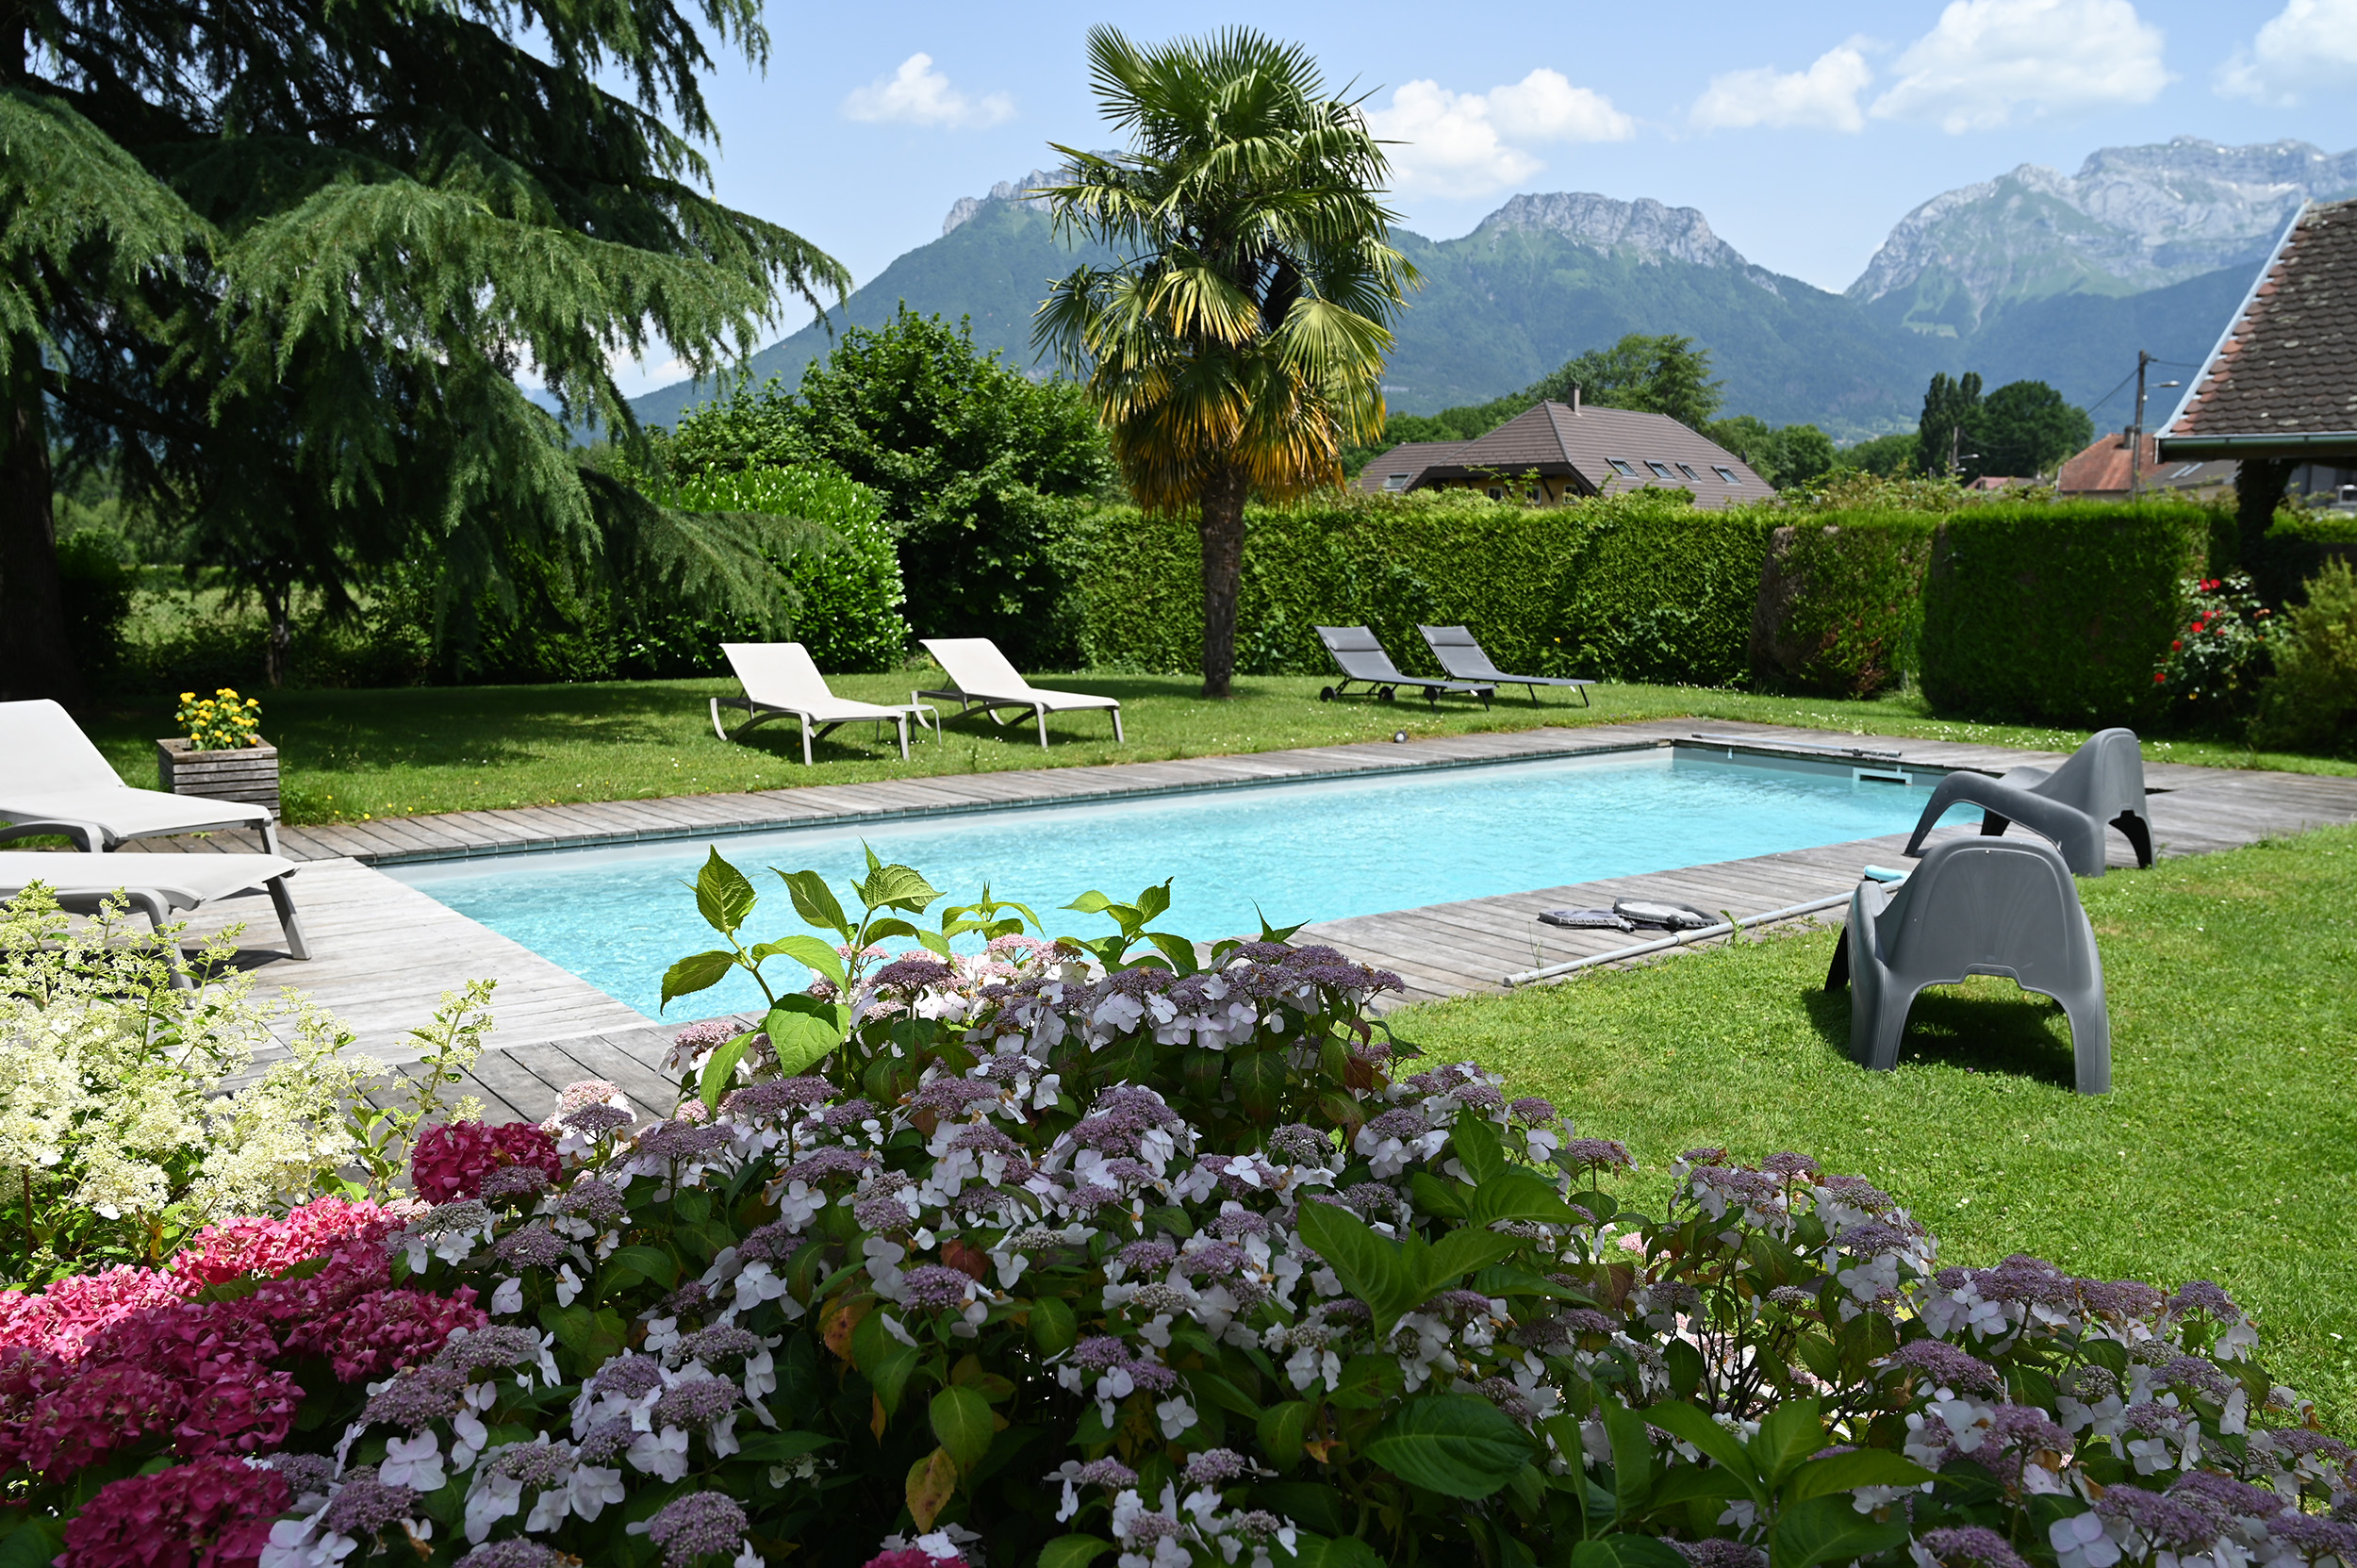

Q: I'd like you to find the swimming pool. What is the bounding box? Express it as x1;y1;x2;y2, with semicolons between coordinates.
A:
386;746;1963;1019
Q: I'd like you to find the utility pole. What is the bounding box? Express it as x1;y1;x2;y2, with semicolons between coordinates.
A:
2129;350;2151;498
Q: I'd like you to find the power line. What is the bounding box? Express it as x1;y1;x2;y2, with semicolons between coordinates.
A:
2084;366;2140;419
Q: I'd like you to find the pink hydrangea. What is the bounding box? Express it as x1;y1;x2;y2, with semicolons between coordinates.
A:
311;1286;487;1383
0;1266;203;1361
58;1455;290;1568
410;1121;562;1203
171;1197;399;1286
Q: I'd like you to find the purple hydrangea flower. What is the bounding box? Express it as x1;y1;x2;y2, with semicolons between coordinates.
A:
321;1474;425;1538
1184;1448;1249;1485
645;1491;751;1568
1882;1340;2003;1393
901;1265;981;1311
592;1354;668;1401
651;1378;741;1429
1919;1526;2029;1568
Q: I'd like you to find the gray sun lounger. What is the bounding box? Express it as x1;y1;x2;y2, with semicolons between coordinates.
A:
1824;835;2110;1094
915;638;1123;748
0;850;309;985
1313;627;1492;707
1903;727;2151;878
1420;624;1592;706
710;642;936;764
0;699;279;854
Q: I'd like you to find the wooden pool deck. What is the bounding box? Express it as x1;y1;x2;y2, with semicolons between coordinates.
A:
106;718;2357;1117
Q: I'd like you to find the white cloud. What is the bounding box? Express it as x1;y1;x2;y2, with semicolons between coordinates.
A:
1689;43;1874;132
1366;70;1634;198
2217;0;2357;104
1870;0;2170;132
841;53;1014;130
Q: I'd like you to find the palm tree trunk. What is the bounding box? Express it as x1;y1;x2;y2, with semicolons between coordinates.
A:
1196;462;1249;698
0;338;81;704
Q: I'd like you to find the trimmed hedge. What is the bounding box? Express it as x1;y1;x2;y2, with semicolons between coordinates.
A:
1749;515;1937;698
1917;501;2212;725
1070;490;1773;685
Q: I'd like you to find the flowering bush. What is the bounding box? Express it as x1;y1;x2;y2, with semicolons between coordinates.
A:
0;852;2348;1568
176;688;265;751
1;883;497;1285
2151;573;2279;719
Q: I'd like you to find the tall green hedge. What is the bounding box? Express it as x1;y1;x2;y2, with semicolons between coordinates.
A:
1070;490;1773;685
1917;501;2212;724
1750;515;1937;698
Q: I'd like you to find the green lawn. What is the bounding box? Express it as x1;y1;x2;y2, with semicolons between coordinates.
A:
80;669;2355;825
1397;823;2357;1426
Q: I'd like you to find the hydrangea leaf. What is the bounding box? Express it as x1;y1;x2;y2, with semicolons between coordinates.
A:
1780;1448;1934;1504
1465;1171;1583;1227
1290;1535;1385;1568
1597;1395;1656;1516
746;933;848;991
860;862;942;914
699;1033;755;1112
1639;1401;1765;1507
606;1245;680;1290
1449;1110;1510;1183
930;1385;995;1471
694;849;758;935
1747;1396;1825;1490
1257;1400;1310;1472
1038;1537;1115;1568
1364;1394;1531;1499
659;950;735;1010
1570;1537;1689;1568
1294;1195;1426;1331
1769;1493;1910;1568
778;868;850;938
1028;1296;1078;1356
766;997;849;1076
905;1445;957;1530
733;1430;836;1465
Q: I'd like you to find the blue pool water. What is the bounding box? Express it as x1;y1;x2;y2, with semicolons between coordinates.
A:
387;750;1957;1018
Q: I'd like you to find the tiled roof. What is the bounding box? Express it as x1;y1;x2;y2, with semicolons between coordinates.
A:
2056;432;2238;495
2160;197;2357;456
1386;401;1775;508
1355;441;1468;493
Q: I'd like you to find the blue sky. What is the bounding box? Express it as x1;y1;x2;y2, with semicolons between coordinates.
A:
618;0;2354;392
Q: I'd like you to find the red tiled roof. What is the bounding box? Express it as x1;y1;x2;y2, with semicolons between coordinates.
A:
2056;432;2238;495
2160;197;2357;458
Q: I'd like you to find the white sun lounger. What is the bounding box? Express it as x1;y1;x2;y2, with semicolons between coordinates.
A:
710;642;938;765
915;638;1124;749
0;699;279;854
0;850;309;984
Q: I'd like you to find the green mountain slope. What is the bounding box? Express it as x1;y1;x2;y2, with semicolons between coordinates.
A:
631;201;1112;430
1383;220;1920;434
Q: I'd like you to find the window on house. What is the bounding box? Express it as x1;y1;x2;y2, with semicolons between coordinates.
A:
1675;462;1701;481
2169;464;2200;479
1525;487;1541;502
1383;472;1411;490
1713;466;1739;484
1645;460;1675;479
1607;458;1637;476
1486;487;1504;500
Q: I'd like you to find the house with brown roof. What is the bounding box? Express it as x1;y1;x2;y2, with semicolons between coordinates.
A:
2054;431;2237;501
2156;196;2357;513
1355;396;1774;509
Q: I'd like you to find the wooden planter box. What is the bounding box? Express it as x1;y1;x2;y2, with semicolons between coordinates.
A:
157;737;281;820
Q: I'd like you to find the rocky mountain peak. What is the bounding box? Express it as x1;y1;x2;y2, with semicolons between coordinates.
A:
941;169;1064;237
1848;136;2357;322
1475;191;1752;272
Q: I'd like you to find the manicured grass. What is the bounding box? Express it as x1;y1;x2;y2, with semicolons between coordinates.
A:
80;669;2354;825
1397;822;2357;1426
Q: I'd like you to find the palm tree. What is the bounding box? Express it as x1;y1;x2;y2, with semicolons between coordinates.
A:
1033;27;1416;698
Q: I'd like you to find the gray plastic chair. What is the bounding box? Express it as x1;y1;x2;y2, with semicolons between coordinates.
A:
1824;835;2111;1095
1902;728;2151;877
1418;625;1592;705
1313;626;1492;707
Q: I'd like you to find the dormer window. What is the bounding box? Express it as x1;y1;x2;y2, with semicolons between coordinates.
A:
1675;462;1700;481
1645;461;1675;479
1607;458;1637;476
1713;466;1739;484
1382;472;1411;491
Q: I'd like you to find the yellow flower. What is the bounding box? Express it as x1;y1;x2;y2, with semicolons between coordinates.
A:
179;692;194;702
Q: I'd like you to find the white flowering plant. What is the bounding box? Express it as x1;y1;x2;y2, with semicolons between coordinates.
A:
0;884;492;1287
4;854;2349;1568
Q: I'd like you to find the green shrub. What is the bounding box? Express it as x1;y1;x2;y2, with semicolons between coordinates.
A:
1072;490;1772;686
1557;497;1777;685
1749;514;1937;697
2251;557;2357;752
2150;572;2283;729
670;464;910;671
1917;501;2211;724
55;529;135;681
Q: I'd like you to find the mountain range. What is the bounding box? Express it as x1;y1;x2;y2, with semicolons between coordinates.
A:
629;137;2357;443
